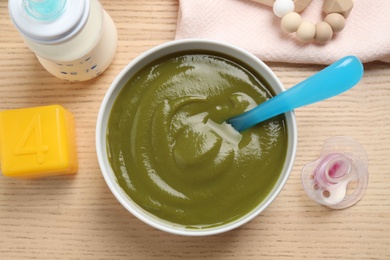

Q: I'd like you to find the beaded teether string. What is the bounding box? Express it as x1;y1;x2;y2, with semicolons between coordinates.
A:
272;0;354;43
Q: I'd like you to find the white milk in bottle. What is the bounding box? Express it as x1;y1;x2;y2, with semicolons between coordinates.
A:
9;0;118;81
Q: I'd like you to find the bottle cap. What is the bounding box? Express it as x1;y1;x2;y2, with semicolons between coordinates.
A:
301;136;369;209
9;0;89;44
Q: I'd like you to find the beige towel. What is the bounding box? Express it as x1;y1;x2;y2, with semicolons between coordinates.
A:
175;0;390;64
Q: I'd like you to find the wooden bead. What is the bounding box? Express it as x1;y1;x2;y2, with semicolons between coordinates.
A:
323;0;354;18
296;21;316;42
324;13;346;33
281;12;302;33
250;0;274;7
315;21;333;43
293;0;313;12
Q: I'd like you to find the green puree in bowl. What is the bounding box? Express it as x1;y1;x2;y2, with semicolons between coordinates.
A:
107;53;288;228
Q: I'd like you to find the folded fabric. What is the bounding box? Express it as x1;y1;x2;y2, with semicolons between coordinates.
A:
175;0;390;64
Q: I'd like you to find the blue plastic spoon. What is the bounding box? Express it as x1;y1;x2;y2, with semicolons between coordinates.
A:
227;56;364;132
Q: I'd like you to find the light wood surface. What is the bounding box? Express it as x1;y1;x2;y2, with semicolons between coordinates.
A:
1;1;390;259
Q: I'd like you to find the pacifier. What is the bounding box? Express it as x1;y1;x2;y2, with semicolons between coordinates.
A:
301;136;369;209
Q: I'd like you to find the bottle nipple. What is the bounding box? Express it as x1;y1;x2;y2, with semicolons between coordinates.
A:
301;136;369;209
23;0;67;21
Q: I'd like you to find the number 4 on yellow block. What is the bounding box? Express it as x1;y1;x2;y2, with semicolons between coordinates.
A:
14;114;49;164
0;105;78;178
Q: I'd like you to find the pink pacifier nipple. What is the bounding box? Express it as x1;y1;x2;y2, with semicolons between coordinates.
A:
301;136;369;209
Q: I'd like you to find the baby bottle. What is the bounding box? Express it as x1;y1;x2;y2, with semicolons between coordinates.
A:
8;0;117;81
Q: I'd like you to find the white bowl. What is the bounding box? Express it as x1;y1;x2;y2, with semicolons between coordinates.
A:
96;39;297;236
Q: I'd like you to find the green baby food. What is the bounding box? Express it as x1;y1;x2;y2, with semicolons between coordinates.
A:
107;53;288;228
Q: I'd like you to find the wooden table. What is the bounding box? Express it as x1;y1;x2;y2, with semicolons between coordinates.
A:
1;1;389;259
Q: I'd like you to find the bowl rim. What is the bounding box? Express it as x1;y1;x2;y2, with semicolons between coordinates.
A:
96;38;297;236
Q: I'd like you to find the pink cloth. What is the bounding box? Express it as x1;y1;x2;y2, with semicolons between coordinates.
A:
175;0;390;64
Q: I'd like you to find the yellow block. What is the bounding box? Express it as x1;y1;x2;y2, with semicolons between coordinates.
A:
0;105;78;178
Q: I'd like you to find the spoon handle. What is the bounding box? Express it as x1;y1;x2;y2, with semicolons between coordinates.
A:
228;56;364;132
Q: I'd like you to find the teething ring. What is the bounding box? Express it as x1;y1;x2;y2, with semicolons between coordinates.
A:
273;0;354;43
251;0;354;43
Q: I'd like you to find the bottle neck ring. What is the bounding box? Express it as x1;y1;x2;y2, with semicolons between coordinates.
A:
9;0;89;44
